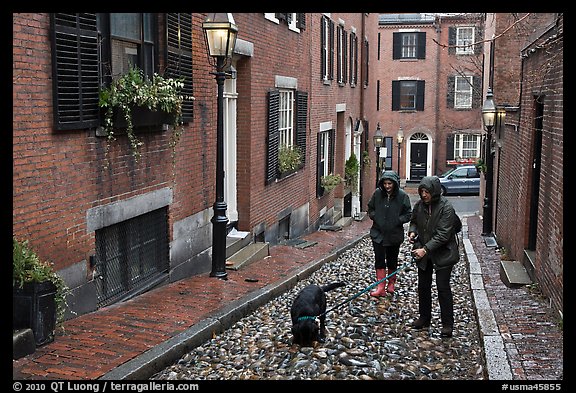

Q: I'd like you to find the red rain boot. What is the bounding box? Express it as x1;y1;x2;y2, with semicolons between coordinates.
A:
370;268;387;297
387;272;397;295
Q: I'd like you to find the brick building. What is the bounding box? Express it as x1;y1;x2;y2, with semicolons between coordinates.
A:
483;13;563;317
12;13;379;319
377;13;484;182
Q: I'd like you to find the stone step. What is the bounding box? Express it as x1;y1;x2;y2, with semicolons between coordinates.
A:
225;229;252;258
225;242;270;271
13;328;36;360
500;260;533;288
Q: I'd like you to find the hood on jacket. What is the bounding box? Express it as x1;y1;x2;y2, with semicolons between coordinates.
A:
417;175;442;202
378;170;400;192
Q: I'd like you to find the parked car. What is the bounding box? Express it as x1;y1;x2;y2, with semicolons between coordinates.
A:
438;165;480;195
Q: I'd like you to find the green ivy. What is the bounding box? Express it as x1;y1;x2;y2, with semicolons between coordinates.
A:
99;65;194;165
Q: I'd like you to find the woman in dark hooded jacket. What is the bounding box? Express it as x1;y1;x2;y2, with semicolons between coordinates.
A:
408;175;460;338
367;170;412;297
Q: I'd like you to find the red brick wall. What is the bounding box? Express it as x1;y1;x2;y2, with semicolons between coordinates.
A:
493;14;563;314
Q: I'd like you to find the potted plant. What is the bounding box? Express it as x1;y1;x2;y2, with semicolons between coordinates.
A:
344;152;360;193
320;173;344;192
278;145;302;175
475;158;487;174
98;65;194;163
13;237;70;346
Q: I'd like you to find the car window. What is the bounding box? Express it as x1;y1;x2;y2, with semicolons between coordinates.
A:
452;168;468;178
467;168;479;178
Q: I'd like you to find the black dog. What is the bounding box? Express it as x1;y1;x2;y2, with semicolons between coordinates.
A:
290;282;345;347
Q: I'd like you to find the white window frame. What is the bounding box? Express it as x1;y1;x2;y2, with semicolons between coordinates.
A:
454;75;473;108
454;133;481;159
337;24;345;84
319;131;330;177
349;31;357;86
456;26;475;55
322;16;330;81
279;89;295;148
401;32;417;58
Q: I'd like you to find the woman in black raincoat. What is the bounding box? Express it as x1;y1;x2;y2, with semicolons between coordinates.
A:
367;170;412;297
408;175;460;338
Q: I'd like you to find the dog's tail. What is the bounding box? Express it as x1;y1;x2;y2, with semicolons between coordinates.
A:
320;282;346;292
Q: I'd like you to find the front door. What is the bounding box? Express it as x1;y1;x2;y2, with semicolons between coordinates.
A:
410;142;427;181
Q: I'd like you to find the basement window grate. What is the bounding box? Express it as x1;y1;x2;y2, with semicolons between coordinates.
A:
95;207;169;307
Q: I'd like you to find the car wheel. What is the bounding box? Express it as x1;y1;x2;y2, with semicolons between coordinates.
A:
441;185;448;195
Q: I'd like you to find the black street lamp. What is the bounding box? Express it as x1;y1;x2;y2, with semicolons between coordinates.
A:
202;13;238;280
481;88;496;236
373;123;384;188
396;128;404;178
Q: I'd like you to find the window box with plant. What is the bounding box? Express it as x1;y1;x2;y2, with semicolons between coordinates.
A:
98;65;194;163
13;238;71;347
320;173;343;192
278;145;303;176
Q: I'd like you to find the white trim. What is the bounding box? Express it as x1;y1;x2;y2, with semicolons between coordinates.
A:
275;75;298;89
319;121;332;132
336;103;346;112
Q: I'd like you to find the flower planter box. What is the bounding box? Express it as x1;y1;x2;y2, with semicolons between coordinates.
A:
111;105;174;131
13;281;57;346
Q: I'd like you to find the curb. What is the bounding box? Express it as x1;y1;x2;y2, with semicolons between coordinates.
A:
463;217;513;380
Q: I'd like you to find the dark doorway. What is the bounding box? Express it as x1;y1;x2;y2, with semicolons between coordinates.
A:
528;97;543;250
410;142;427;181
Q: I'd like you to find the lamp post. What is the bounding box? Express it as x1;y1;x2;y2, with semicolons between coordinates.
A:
481;88;496;236
396;128;404;178
202;13;238;280
373;123;384;188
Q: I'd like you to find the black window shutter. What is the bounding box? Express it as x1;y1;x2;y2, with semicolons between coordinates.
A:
417;32;426;59
472;75;482;108
447;75;455;108
446;134;455;160
316;134;323;197
51;13;100;130
320;16;326;80
474;26;483;55
266;90;280;184
329;19;334;80
343;32;348;83
416;80;425;111
296;91;308;166
448;27;456;55
165;13;194;122
296;13;306;30
391;80;400;111
392;33;400;59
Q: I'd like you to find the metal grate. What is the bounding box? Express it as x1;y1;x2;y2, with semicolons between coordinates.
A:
95;207;169;307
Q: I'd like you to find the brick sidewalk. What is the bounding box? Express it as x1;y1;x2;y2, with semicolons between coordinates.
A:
466;215;563;380
13;218;373;380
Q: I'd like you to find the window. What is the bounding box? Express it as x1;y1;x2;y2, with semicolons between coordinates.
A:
392;80;425;111
266;90;308;184
454;76;473;109
454;134;481;159
337;24;347;85
265;13;306;32
349;31;358;86
279;90;294;148
95;207;169;307
456;27;475;55
321;15;334;82
393;32;426;59
316;129;335;196
51;13;194;130
383;136;393;170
